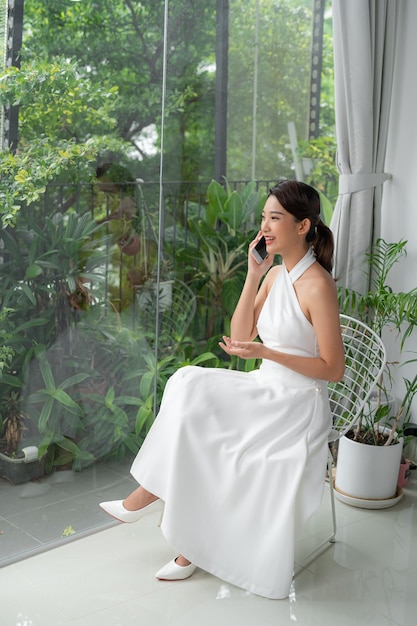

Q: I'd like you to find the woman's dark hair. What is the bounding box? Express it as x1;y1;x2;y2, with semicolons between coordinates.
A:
268;180;334;274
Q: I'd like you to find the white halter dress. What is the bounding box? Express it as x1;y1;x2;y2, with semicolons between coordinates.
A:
130;248;331;599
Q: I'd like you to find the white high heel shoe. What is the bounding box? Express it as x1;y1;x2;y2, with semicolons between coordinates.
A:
155;557;197;581
99;498;164;523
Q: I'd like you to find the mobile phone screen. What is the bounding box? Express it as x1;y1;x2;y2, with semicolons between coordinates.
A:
251;236;267;264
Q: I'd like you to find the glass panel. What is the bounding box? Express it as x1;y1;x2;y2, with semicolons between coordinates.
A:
0;0;326;565
228;0;314;180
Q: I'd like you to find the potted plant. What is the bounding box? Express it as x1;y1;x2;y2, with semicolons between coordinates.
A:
134;257;175;315
116;209;142;257
118;232;141;256
0;308;44;483
0;389;46;484
0;208;111;478
0;309;45;483
335;239;417;507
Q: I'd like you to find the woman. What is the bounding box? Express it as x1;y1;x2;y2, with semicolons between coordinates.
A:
100;180;345;600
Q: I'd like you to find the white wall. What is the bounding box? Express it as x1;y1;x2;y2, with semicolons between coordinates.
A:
380;0;417;441
382;0;417;262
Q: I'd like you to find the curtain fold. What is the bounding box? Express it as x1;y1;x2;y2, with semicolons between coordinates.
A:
330;0;397;292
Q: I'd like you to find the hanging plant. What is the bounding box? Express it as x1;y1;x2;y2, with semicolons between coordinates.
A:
118;233;141;256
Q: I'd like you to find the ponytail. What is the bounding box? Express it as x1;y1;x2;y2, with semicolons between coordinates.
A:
311;220;334;275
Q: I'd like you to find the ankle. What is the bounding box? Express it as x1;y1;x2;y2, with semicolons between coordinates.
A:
123;492;158;511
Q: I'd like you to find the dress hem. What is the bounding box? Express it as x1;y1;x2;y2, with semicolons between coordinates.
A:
160;523;292;601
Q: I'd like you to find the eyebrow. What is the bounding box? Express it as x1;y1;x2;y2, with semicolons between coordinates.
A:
262;209;285;216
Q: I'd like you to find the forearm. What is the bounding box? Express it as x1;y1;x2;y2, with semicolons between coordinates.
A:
262;345;344;382
230;274;262;341
220;337;344;382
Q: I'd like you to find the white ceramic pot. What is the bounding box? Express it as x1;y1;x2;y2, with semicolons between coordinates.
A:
335;428;403;501
0;449;44;484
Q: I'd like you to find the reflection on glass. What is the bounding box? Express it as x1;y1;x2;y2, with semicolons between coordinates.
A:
0;0;324;565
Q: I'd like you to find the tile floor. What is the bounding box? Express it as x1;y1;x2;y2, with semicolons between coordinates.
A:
1;464;416;626
0;458;137;568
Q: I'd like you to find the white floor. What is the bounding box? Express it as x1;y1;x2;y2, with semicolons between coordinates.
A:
1;472;417;626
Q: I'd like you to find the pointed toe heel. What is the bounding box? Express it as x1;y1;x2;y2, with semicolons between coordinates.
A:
99;498;164;523
155;558;197;581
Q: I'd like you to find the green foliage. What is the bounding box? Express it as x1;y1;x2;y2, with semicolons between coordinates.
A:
17;0;333;183
179;180;267;338
21;0;217;182
338;239;417;444
297;136;339;209
0;60;119;141
338;240;417;343
0;209;109;333
317;4;336;136
0;139;96;227
27;323;148;470
0;194;226;469
0;58;127;226
0;208;112;464
227;0;317;180
132;349;221;442
0;1;338;471
0;309;15;378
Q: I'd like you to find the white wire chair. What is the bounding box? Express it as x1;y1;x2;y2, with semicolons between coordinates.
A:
294;313;387;573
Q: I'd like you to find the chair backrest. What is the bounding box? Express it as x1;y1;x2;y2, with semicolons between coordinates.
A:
136;279;197;352
158;279;197;347
328;314;387;441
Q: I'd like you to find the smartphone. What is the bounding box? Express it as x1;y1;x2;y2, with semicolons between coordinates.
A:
251;236;268;264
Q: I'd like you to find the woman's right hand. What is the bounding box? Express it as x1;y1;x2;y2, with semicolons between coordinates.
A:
230;232;275;341
248;231;274;276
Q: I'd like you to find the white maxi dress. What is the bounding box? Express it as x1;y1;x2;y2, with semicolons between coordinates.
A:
130;247;332;599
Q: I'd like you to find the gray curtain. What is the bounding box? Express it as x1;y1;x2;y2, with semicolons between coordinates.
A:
330;0;397;292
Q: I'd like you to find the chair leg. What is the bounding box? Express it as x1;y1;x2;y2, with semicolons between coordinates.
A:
327;447;337;543
294;448;337;576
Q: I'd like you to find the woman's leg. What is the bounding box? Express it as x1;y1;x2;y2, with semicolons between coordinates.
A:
124;488;191;566
99;485;163;522
175;555;192;566
101;487;194;577
122;488;191;568
123;485;159;511
101;486;192;569
155;554;195;579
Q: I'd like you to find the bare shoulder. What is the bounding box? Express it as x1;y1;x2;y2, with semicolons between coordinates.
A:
259;264;281;296
264;263;281;285
295;262;338;322
305;262;337;295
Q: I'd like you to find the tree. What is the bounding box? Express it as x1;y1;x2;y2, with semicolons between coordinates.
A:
19;0;325;183
227;0;315;181
1;0;333;220
21;0;217;182
0;58;122;224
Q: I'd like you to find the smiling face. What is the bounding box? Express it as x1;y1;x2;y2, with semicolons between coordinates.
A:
261;195;310;257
